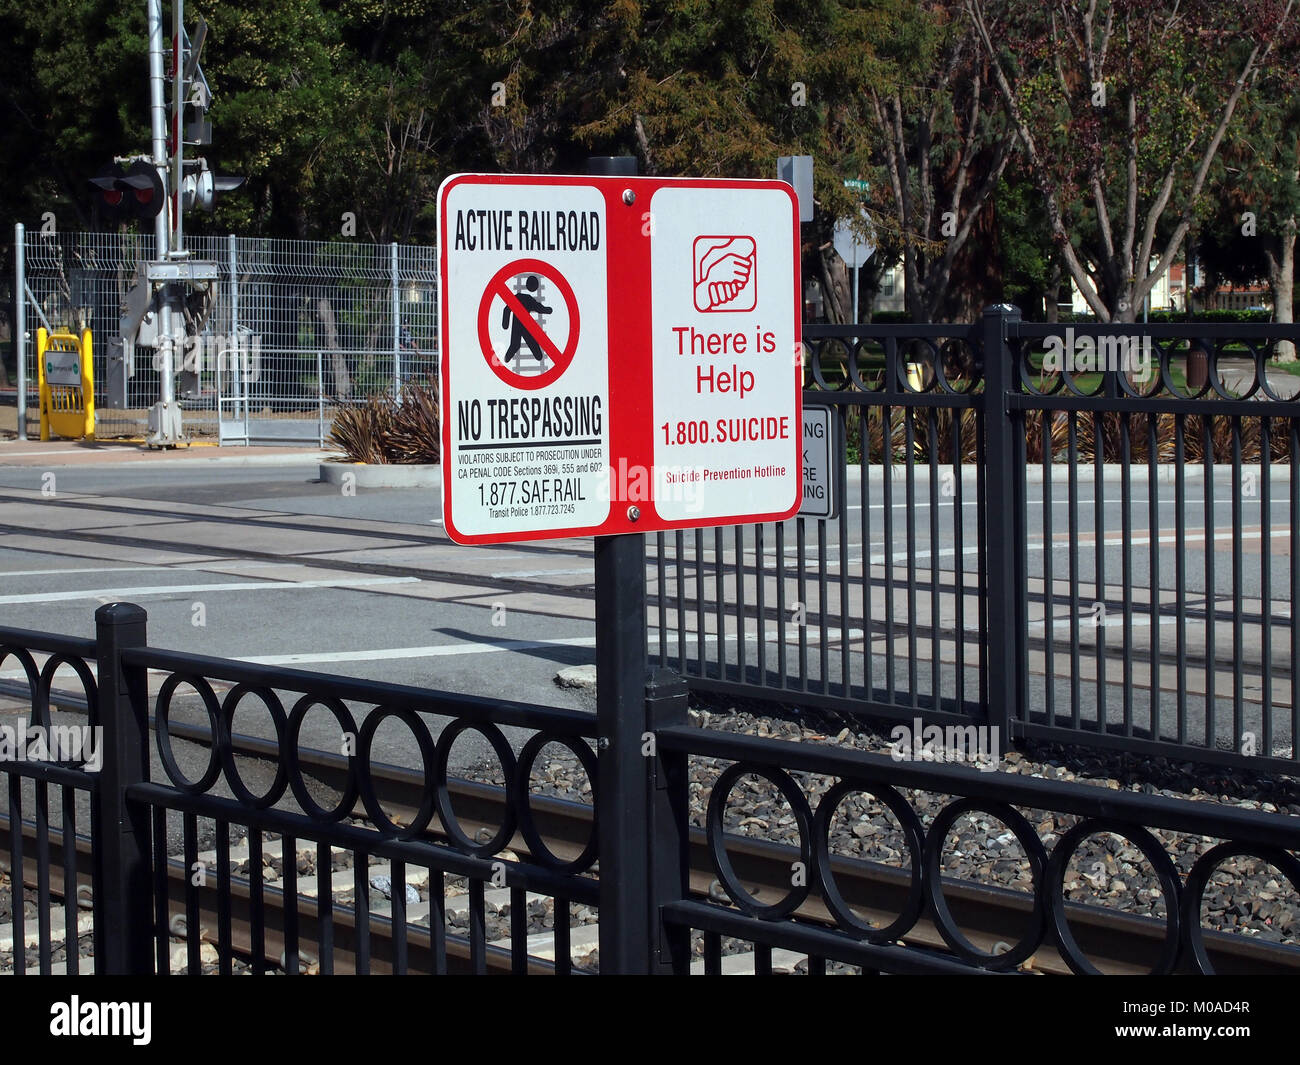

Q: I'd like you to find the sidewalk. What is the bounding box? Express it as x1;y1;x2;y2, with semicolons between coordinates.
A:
0;438;335;468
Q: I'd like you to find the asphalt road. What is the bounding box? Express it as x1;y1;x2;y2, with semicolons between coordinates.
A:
0;448;1293;774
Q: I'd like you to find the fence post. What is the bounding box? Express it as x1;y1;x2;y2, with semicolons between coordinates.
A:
980;304;1023;742
227;234;238;442
645;668;690;974
391;242;401;399
92;602;154;974
14;223;26;441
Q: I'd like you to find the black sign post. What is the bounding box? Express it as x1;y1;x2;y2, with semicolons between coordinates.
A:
586;153;653;973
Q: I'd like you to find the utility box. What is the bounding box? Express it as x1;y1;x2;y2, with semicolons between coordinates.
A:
105;336;131;408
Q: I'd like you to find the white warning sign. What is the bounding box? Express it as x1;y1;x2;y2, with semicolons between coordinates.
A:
649;185;801;523
799;406;837;519
439;179;610;542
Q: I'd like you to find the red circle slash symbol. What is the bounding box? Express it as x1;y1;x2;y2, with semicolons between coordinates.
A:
477;259;581;391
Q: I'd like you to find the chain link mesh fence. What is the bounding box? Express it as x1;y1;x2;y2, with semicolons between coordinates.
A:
17;230;438;443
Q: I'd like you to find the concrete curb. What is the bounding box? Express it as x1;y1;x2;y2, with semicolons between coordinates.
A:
165;450;337;467
843;463;1293;485
319;461;441;488
0;445;337;468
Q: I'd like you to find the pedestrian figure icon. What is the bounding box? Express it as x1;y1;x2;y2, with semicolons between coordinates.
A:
502;275;553;369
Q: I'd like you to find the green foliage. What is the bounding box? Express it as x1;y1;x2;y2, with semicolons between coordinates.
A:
0;0;150;231
1060;308;1273;324
1;0;1295;329
975;0;1300;320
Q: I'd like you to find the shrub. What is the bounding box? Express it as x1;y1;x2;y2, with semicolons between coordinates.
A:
327;374;440;464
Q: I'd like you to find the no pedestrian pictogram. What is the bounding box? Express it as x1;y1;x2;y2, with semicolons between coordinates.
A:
477;258;580;390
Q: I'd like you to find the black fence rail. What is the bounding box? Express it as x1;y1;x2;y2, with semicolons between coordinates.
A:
3;605;1299;975
648;307;1300;775
1;605;602;975
0;626;102;974
655;721;1300;975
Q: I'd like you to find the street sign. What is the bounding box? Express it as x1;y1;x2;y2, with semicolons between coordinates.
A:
439;173;801;545
832;208;875;269
799;406;839;519
777;155;814;222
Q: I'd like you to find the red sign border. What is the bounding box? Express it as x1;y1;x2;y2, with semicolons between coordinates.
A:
438;173;802;546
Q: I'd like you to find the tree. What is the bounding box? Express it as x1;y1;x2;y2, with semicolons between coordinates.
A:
994;159;1061;319
1226;85;1300;358
566;0;913;324
864;1;1017;322
968;0;1300;323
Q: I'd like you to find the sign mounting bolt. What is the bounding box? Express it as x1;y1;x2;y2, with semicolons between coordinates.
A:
627;505;641;521
622;189;636;205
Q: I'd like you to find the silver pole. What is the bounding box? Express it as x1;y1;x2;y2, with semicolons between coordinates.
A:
391;242;400;399
171;0;184;256
228;234;238;342
147;0;168;264
147;0;177;442
228;233;242;438
852;263;859;325
14;222;26;441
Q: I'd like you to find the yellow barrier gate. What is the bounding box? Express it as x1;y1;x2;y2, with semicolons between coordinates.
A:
37;328;95;441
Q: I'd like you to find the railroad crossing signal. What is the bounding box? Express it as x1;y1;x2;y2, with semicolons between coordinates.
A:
90;161;166;222
87;10;242;228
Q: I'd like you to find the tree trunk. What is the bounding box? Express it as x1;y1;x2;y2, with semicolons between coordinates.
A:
315;298;352;401
819;250;851;325
1044;261;1062;323
1267;218;1297;362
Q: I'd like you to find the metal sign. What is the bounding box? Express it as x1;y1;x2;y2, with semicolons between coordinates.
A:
439;173;801;545
799;405;839;519
44;350;82;387
833;208;875;269
777;155;814;222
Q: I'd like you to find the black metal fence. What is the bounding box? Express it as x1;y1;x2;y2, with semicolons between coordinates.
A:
3;604;1299;975
649;307;1300;774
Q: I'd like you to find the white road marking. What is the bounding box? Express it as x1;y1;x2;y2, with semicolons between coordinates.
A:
233;626;865;667
844;495;1276;513
495;567;592;579
238;635;600;666
0;575;419;606
1;566;167;578
1029;615;1179;631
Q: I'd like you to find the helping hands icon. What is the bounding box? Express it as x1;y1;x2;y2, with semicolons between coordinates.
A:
694;237;756;311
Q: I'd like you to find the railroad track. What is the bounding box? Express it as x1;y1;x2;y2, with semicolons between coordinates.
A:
2;719;1297;975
